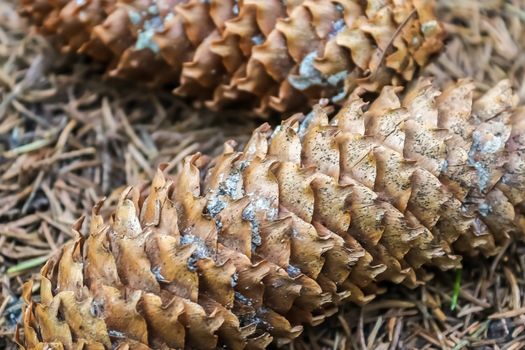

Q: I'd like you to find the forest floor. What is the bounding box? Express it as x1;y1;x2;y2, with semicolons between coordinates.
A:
1;0;525;349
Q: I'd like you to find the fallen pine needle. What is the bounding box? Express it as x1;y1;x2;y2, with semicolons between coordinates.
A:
7;255;49;275
489;307;525;320
451;269;462;311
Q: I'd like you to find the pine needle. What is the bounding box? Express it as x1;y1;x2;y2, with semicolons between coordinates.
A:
451;269;462;311
6;255;49;275
2;138;53;158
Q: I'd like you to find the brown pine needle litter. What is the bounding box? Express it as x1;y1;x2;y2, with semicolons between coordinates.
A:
426;0;525;102
1;0;525;350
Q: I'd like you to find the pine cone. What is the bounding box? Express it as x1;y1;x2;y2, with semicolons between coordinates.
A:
19;0;445;114
19;79;525;349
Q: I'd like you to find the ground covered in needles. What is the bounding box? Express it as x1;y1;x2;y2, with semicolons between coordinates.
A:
1;0;525;349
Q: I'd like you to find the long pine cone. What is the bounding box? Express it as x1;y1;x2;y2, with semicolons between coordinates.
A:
19;79;525;349
20;0;445;114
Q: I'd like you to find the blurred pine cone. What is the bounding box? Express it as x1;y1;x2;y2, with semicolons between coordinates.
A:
19;79;525;349
20;0;445;114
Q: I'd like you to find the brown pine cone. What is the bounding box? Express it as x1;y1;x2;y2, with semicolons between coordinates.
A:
19;79;525;349
19;0;445;114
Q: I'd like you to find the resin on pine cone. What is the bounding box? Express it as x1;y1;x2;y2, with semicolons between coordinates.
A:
20;0;445;114
19;79;525;349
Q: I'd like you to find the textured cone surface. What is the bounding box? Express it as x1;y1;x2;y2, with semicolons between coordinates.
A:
19;79;525;349
20;0;444;114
